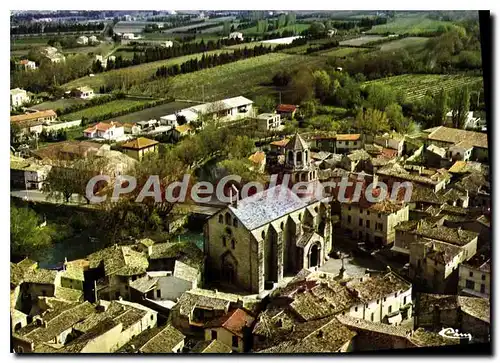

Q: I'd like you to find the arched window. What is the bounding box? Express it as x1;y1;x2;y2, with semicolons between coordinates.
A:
233;218;238;228
225;227;232;236
280;221;284;230
231;239;236;249
261;231;266;240
225;213;231;225
288;151;293;164
222;236;226;247
218;215;223;224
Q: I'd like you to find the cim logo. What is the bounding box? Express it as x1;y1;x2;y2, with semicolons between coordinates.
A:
438;327;472;342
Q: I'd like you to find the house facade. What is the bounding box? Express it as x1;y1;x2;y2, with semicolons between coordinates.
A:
256;113;282;131
121;137;159;161
83;122;124;140
10;88;30;109
16;59;37;71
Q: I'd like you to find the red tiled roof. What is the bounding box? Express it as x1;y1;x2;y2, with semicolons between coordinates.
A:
84;121;122;133
381;148;398;158
336;134;361;141
206;309;255;338
276;104;297;113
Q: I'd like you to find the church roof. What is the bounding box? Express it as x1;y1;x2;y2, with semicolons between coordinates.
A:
229;185;308;230
285;133;309;151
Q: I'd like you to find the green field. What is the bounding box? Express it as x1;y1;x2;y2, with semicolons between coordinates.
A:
367;16;455;35
363;74;483;101
113;49;137;60
317;47;368;57
62;49;233;90
225;41;279;50
32;98;90;111
60;99;151;121
241;23;310;35
378;37;430;51
127;53;327;100
339;35;387;46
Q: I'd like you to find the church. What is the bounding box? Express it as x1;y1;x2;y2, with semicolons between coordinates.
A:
204;133;332;294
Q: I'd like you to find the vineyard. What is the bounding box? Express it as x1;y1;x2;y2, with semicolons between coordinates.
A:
363;74;483;101
127;53;328;101
62;49;233;90
60;99;151;121
366;16;454;35
317;47;368;57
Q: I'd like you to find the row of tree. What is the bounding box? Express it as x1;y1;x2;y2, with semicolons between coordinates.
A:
11;22;104;35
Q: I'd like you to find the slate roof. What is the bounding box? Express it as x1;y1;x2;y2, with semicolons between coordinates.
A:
140;325;185;353
87;245;148;276
457;296;490;323
23;268;58;285
346;272;411;303
130;275;159;293
190;339;233;353
148;241;203;270
285;133;309;151
176;289;240;317
228;185;308;230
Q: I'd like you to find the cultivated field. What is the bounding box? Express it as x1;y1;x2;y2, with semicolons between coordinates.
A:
378;37;430;51
339;35;387;46
225;41;279;50
127;53;327;100
367;16;454;35
317;47;369;57
363;74;483;101
101;101;194;123
62;49;233;90
60;99;151;121
241;23;310;35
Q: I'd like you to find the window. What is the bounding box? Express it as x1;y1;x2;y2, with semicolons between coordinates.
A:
225;213;231;225
469;271;474;278
371;313;374;321
383;297;386;302
261;231;266;239
394;292;398;297
232;336;238;348
348;206;351;211
233;219;238;228
150;315;154;321
366;220;370;228
481;284;486;293
465;280;475;290
218;215;223;223
156;290;161;298
377;299;379;304
354;306;358;312
388;306;392;313
359;218;363;226
378;213;381;218
347;216;352;224
222;236;226;247
367;211;370;216
211;330;217;340
231;240;236;249
482;274;486;281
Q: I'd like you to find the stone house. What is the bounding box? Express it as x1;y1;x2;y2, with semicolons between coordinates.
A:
204;184;332;294
458;256;490;298
190;339;233;353
117;324;185;353
204;308;255;352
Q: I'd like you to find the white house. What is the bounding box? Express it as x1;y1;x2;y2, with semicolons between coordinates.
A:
448;140;474;161
76;36;89;45
89;35;99;44
76;86;94;99
229;32;244;41
161;40;174;48
83;121;124;140
10;88;30;109
256;113;282;131
16;59;37;71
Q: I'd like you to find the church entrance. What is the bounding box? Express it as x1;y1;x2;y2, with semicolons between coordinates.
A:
309;244;320;268
222;262;235;284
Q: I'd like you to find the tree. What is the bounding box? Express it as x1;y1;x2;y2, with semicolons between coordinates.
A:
290;67;315;104
365;84;397;111
254;95;276;113
277;14;286;29
355;108;389;136
309;22;326;38
300;99;318;118
313;70;331;102
218;158;267;185
432;88;449;127
450;86;470;129
386;103;404;131
222;21;231;36
11;205;52;259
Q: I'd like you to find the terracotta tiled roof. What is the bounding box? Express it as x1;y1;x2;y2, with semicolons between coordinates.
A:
10;110;56;124
121;137;159;150
248;151;266;164
84;121;121;133
270;138;289;147
206;308;255;338
336;134;361;141
276;104;297;113
426;126;488;149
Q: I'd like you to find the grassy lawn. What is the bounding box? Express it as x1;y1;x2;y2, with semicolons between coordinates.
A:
128;53;328;101
62;42;117;56
11;36;51;46
32;98;90;111
101;101;195;123
339;35;388;46
60;99;151;121
113;49;137;60
367;16;455;35
363;74;484;102
62;49;233;90
378;37;430;51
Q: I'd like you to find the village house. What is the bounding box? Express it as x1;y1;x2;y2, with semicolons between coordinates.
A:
445;111;482;130
341;199;409;247
146;241;204;275
75;86;94;99
336;134;363;154
11;110;57;134
95;54;116;69
340;149;372;172
172;124;194;141
10;88;30;109
10;155;52;190
76;35;89;45
122;122;141;135
205;183;332;294
41;46;66;63
276;104;297;119
248;151;266;173
88;35;99;44
204;308;255;352
414;293;490;343
458;254;490;298
121;137;159;161
256;113;282;131
83;121;125;140
170;289;242;335
376;163;451;193
423;126;488;162
190;339;233;353
16;59;37;71
374;133;404;157
117;324;185;353
229;32;244;41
